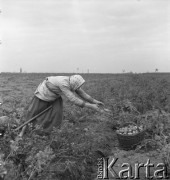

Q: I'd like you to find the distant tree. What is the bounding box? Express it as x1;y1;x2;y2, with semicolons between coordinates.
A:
155;68;158;72
77;68;79;73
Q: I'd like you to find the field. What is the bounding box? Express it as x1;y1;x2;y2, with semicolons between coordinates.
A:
0;72;170;180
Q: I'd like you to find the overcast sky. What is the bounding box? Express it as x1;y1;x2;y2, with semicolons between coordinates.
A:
0;0;170;73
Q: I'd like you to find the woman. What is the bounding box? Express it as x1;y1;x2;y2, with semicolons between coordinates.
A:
19;74;105;137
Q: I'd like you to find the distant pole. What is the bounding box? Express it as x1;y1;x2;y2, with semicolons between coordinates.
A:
20;68;22;73
87;69;89;73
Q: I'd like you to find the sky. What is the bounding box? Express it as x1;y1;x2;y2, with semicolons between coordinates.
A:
0;0;170;73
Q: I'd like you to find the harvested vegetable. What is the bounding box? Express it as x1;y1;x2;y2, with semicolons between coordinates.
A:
116;125;144;135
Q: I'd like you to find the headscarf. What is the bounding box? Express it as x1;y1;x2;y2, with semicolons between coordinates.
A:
69;75;85;91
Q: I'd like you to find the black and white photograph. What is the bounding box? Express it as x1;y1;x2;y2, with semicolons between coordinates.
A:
0;0;170;179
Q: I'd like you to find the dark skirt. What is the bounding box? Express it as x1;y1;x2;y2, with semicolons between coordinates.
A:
26;95;63;133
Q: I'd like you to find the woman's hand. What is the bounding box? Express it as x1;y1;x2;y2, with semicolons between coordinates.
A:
90;104;101;112
93;100;104;106
84;102;106;113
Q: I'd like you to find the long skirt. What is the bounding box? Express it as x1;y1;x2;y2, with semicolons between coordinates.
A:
26;95;63;133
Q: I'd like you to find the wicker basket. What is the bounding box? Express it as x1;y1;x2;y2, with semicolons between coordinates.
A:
116;122;146;150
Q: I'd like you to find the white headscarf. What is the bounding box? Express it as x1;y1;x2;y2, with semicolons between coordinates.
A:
70;75;85;91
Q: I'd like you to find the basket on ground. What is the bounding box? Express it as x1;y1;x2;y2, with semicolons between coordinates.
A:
116;122;146;150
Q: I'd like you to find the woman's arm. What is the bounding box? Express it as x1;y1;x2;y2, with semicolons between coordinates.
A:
75;88;94;103
60;86;85;107
76;88;104;106
60;86;102;112
84;102;101;112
